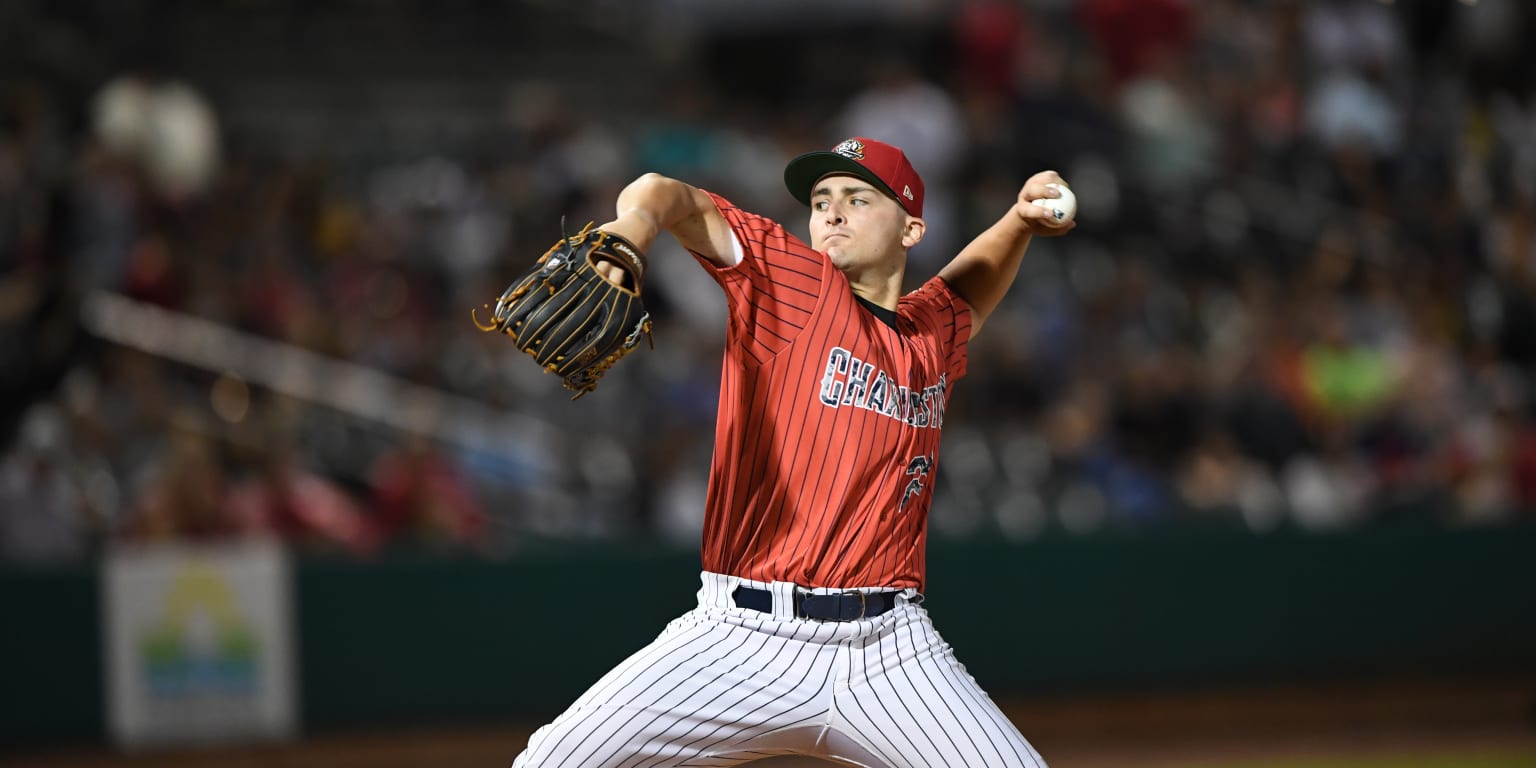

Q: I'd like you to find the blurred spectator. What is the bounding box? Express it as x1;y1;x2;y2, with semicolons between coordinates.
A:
0;404;113;563
950;0;1033;101
368;434;487;550
1298;299;1398;425
1175;425;1284;531
1300;0;1405;77
91;66;221;204
1078;0;1194;88
1304;67;1403;157
123;409;238;543
224;419;380;556
1114;38;1218;193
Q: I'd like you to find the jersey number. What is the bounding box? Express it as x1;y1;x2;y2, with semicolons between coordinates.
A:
898;454;934;515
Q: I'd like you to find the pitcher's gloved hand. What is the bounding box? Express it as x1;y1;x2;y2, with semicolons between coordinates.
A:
474;222;652;399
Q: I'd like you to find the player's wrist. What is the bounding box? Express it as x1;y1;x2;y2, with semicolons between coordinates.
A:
623;206;661;232
595;210;657;267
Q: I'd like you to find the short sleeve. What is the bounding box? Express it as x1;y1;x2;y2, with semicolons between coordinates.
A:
689;191;830;363
900;275;972;381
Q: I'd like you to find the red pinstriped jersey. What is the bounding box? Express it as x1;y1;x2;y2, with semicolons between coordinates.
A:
689;192;971;592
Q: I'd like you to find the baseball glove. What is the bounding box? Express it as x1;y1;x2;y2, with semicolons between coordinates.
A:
474;222;652;399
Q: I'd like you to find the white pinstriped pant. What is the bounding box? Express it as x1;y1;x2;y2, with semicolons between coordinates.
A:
512;571;1047;768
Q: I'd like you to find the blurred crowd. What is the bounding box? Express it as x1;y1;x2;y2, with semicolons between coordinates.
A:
2;0;1535;565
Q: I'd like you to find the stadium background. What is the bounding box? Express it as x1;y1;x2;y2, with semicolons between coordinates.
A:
2;0;1534;765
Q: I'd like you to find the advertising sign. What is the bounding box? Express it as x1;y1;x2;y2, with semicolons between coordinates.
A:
102;538;297;747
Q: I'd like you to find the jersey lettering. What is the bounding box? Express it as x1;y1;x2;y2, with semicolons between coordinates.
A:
842;359;875;408
819;346;947;429
819;347;851;406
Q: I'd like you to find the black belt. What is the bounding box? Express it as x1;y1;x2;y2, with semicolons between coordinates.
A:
732;585;904;622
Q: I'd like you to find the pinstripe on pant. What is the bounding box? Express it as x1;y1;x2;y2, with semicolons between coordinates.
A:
512;572;1048;768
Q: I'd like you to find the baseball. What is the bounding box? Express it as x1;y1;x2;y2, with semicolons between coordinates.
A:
1030;183;1076;226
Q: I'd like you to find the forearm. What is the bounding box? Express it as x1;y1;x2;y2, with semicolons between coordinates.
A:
939;211;1034;330
598;173;734;267
939;171;1073;336
599;173;703;253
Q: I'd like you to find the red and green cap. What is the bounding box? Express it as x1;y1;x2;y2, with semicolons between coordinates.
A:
784;137;925;217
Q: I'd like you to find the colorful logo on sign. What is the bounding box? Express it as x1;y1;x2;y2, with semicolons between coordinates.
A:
139;562;259;696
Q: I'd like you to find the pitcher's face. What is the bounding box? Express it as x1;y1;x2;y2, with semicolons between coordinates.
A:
808;174;921;273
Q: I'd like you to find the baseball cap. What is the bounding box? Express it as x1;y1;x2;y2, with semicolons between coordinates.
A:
784;137;925;217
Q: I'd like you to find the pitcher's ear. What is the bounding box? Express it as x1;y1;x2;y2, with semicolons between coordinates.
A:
902;217;926;250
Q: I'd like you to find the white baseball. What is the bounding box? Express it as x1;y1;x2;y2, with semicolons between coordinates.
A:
1029;183;1076;226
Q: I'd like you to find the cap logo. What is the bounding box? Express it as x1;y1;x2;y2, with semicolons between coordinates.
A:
902;185;914;201
833;139;865;160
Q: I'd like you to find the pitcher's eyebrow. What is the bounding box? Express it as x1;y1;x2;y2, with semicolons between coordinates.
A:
812;182;878;198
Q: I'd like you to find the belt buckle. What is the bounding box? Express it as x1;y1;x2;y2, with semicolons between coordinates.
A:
829;590;866;621
796;588;877;621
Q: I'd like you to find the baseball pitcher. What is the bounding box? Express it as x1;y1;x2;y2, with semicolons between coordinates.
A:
489;137;1074;767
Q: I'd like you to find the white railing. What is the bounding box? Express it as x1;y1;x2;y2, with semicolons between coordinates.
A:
79;291;557;474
